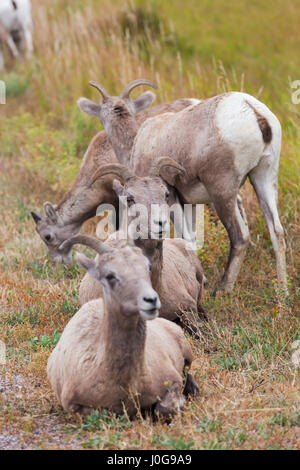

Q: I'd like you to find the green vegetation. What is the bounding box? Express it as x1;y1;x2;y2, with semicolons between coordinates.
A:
0;0;299;450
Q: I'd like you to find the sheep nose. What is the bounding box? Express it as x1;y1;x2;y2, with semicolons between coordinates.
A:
154;219;167;228
143;296;158;307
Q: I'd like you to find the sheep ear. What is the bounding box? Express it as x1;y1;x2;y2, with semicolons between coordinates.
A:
132;91;156;114
159;163;186;187
44;202;58;223
77;98;102;117
31;212;43;224
75;253;100;280
112;179;125;196
160;168;184;186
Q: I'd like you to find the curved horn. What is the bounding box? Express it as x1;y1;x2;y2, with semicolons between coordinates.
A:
90;164;134;186
150;157;186;177
89;81;109;101
121;79;157;100
58;235;112;256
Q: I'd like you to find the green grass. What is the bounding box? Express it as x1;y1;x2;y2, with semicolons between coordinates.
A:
0;0;299;451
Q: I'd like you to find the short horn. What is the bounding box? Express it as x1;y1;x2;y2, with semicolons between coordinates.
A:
58;235;112;256
90;164;134;186
89;81;109;101
121;79;157;100
150;157;186;177
31;211;43;224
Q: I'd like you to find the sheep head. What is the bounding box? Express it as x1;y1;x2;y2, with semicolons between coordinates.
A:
31;202;81;263
60;234;161;321
91;158;186;241
77;79;157;131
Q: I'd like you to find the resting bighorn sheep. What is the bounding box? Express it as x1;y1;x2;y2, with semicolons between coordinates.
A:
76;159;206;331
79;81;287;295
0;0;33;70
47;235;199;417
31;85;199;262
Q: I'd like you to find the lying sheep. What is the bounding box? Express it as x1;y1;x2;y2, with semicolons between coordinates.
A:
32;90;200;263
47;235;199;418
65;159;206;331
79;236;205;327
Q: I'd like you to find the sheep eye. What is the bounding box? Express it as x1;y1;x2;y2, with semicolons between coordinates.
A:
127;197;135;207
106;273;116;282
165;191;170;200
45;234;52;242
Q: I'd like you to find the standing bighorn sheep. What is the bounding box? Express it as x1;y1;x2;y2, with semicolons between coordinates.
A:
74;159;206;331
0;0;33;70
79;80;287;295
32;92;199;262
47;236;199;417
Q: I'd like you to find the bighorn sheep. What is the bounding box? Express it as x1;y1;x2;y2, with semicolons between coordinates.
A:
47;235;199;417
0;0;33;70
75;159;206;331
79;81;287;295
32;91;199;262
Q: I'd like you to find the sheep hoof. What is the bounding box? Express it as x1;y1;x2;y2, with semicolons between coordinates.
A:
197;308;208;322
183;373;200;397
155;384;184;420
213;285;232;298
70;404;94;416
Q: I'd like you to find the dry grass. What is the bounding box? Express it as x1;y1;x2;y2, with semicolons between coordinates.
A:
0;0;299;450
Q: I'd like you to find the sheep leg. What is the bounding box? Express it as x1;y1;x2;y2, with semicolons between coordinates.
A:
0;47;4;71
23;27;33;57
0;22;19;60
175;311;206;338
3;30;20;59
209;194;249;232
154;383;185;419
249;165;287;295
237;194;255;246
196;264;207;319
171;196;197;250
183;373;200;397
212;196;250;295
197;305;208;321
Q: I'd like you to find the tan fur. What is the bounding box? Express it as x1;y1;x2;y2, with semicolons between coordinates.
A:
47;245;195;417
128;93;286;294
87;83;286;294
33;99;196;260
78;170;205;327
80;237;204;325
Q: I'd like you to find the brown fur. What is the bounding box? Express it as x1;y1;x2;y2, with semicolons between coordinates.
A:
33;98;197;259
245;100;272;143
79;170;205;328
91;84;285;294
47;245;196;417
80;236;205;326
129;93;285;294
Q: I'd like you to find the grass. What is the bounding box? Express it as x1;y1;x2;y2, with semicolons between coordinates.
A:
0;0;299;450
